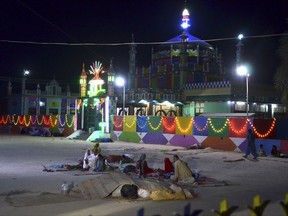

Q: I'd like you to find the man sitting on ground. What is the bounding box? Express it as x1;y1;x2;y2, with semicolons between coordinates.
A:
170;155;195;184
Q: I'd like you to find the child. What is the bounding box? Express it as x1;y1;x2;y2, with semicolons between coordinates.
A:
271;145;280;157
258;144;266;157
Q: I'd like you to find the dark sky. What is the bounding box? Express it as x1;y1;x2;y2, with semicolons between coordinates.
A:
0;0;288;91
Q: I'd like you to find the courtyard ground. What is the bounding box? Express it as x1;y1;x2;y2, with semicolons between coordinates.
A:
0;134;287;216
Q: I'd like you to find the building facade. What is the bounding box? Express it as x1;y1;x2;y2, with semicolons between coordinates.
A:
114;7;284;119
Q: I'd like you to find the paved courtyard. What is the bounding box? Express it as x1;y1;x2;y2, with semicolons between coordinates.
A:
0;135;287;216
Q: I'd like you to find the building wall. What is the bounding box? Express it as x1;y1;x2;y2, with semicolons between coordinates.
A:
204;102;231;113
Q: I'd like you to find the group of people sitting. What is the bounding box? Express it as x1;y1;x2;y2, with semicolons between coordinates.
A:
80;143;197;184
258;144;285;158
135;153;197;184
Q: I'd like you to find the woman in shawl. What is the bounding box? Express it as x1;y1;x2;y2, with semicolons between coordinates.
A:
156;157;174;178
135;154;154;177
163;157;174;173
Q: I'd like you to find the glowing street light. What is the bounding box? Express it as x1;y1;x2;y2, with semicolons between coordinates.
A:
23;70;30;76
237;65;249;118
115;77;125;116
238;34;244;40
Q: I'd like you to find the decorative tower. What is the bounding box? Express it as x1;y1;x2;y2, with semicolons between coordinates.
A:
107;58;115;97
7;80;12;96
80;63;87;97
128;34;137;90
236;34;244;68
36;83;41;115
87;61;105;97
179;8;190;89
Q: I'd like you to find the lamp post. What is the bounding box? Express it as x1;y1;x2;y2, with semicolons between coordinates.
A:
22;70;30;115
236;34;244;67
115;77;125;116
237;65;249;118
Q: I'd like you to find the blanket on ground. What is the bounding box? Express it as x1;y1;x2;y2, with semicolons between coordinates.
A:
76;172;172;199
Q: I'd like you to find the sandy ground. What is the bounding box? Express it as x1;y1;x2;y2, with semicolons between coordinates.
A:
0;134;288;216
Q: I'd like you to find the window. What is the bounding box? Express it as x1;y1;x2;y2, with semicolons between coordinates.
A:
195;102;204;114
49;108;58;115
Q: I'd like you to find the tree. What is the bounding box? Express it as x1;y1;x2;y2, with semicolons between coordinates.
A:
274;20;288;112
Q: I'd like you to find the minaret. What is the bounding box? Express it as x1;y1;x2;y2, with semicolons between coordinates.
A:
7;80;12;96
236;34;244;68
128;34;137;89
107;58;115;97
80;63;87;97
179;8;190;89
36;83;41;115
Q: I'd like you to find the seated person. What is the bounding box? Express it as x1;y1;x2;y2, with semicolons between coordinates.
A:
84;148;99;171
82;148;91;170
158;157;174;174
91;142;101;154
163;157;174;173
93;154;106;172
136;154;154;177
170;155;194;184
120;154;134;164
258;144;266;157
271;145;281;157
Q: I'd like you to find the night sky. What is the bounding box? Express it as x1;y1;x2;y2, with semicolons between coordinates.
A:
0;0;287;92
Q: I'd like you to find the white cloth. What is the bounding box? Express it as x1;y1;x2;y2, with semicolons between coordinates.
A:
83;149;91;169
88;154;98;170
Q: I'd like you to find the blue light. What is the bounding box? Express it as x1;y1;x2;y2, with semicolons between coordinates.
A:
181;21;190;29
181;8;190;30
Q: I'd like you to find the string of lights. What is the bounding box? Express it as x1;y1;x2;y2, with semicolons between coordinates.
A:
1;114;277;138
124;117;137;128
1;33;288;46
0;114;74;127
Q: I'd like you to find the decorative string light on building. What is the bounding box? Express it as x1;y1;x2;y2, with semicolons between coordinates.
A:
43;116;50;126
24;116;31;127
137;118;148;129
208;118;229;133
228;119;248;134
4;115;12;124
124;117;137;128
113;118;123;128
0;114;278;138
36;116;44;125
163;118;176;131
175;117;193;134
13;115;21;125
148;117;163;131
248;118;276;138
49;115;58;127
65;115;74;128
193;118;209;132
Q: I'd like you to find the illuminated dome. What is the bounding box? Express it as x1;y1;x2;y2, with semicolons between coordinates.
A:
166;32;213;50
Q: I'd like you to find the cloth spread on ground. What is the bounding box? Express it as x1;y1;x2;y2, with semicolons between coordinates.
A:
77;172;175;199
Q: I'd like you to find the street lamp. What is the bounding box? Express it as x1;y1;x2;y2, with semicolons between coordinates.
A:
237;65;249;118
236;34;244;67
22;69;30;114
115;77;125;116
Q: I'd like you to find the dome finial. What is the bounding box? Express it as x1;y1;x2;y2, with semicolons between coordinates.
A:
181;7;190;30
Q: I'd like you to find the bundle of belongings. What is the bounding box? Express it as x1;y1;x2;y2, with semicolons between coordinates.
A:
76;172;197;201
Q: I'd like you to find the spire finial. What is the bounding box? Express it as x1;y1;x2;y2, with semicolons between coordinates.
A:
110;57;114;69
181;7;190;30
81;62;87;76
